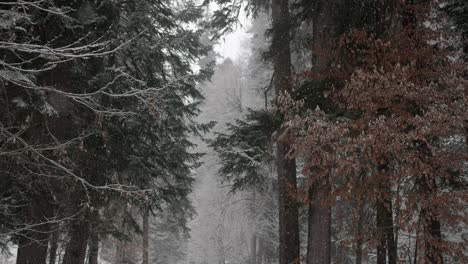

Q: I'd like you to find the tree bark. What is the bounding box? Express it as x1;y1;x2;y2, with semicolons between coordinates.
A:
413;219;420;264
423;215;443;264
48;225;60;264
88;210;100;264
386;203;397;264
306;1;338;263
373;2;399;263
420;179;443;264
307;185;331;264
88;231;99;264
142;210;149;264
62;217;90;264
16;198;52;264
86;209;100;264
355;202;365;264
250;233;257;264
271;0;300;263
256;237;264;264
376;201;386;264
376;196;396;264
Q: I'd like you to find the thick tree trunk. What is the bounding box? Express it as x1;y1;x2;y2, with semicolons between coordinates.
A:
142;210;149;264
16;198;52;264
307;186;331;264
423;215;443;264
114;203;139;264
373;2;399;263
271;0;300;263
62;217;90;264
306;1;338;263
17;235;49;264
88;231;99;264
114;238;125;264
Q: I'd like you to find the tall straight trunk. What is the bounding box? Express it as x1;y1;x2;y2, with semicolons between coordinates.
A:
256;237;264;264
88;231;99;264
373;2;399;263
413;221;420;264
114;238;125;264
16;198;52;264
49;225;60;264
376;201;387;264
142;210;149;264
87;209;100;264
355;202;365;264
386;200;397;264
17;234;49;264
420;178;443;264
271;0;300;263
62;217;90;264
250;233;257;264
307;186;331;264
306;1;338;263
423;215;443;264
250;192;257;264
376;195;396;264
114;201;129;264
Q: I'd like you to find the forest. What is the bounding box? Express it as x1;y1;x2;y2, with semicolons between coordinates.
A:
0;0;466;264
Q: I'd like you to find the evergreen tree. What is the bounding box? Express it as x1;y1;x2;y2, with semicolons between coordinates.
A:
0;1;213;263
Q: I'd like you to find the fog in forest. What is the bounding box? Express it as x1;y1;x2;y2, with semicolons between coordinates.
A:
0;1;467;264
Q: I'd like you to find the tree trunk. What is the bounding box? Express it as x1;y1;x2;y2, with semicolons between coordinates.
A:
250;233;257;264
271;0;300;263
375;166;394;264
423;215;443;264
413;234;419;264
62;217;90;264
17;235;49;264
355;202;365;264
49;225;60;264
376;192;397;264
373;2;399;263
88;231;99;264
87;209;100;264
114;204;136;264
16;198;52;264
306;1;338;263
376;201;387;264
256;237;264;264
307;185;331;264
386;200;397;264
420;179;443;264
142;210;149;264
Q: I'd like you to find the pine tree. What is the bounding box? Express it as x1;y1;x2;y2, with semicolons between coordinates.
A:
0;1;213;263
